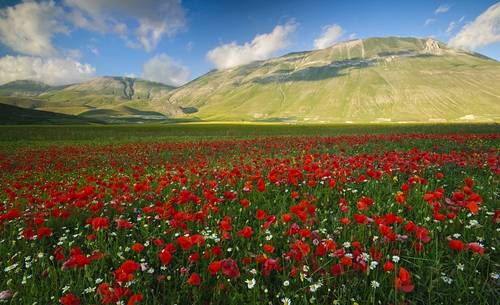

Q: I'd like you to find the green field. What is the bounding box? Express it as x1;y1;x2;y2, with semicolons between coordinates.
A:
1;123;499;147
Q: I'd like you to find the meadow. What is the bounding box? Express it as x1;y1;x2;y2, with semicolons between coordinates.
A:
0;124;499;305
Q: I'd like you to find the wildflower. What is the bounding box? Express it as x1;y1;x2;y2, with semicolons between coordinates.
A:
0;290;13;301
237;226;254;239
370;280;380;288
392;255;400;263
283;280;290;287
245;278;256;289
448;239;465;251
281;297;291;305
383;261;394;272
395;267;414;293
131;243;144;253
59;293;80;305
187;273;201;286
128;294;144;305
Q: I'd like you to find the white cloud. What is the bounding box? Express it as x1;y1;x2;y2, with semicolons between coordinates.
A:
89;47;99;55
449;3;500;50
0;1;68;56
349;33;357;39
313;24;344;49
142;53;190;86
0;55;95;86
446;16;465;35
435;5;450;14
424;18;435;26
206;22;297;69
64;0;186;51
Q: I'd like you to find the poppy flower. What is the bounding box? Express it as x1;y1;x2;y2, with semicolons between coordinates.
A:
448;239;465;251
221;258;240;278
60;293;80;305
131;243;144;253
263;244;275;253
237;226;254;239
159;248;173;265
208;260;222;275
187;273;201;286
395;267;414;293
91;217;109;231
467;242;484;255
383;261;394;272
127;294;144;305
177;236;193;251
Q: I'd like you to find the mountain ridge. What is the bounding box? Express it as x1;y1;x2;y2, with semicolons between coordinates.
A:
162;37;500;123
0;36;499;123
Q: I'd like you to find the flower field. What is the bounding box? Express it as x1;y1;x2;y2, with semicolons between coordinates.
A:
1;133;499;305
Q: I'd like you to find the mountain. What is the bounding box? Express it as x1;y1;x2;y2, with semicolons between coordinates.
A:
0;103;104;125
1;37;499;124
164;37;500;123
0;77;176;121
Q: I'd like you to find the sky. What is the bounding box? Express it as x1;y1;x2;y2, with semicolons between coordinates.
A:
0;0;499;86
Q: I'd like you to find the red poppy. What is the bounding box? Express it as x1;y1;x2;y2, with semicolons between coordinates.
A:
127;294;144;305
159;248;173;265
395;267;414;293
383;261;394;272
131;243;144;253
177;236;193;251
187;273;201;286
237;226;254;239
263;244;275;253
60;293;80;305
448;239;465;251
91;217;109;231
208;260;222;275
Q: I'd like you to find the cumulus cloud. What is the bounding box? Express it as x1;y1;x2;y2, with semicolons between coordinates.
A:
0;1;68;56
313;24;344;49
206;22;297;70
0;55;96;85
424;18;435;26
64;0;186;51
449;3;500;50
142;54;190;86
435;4;450;14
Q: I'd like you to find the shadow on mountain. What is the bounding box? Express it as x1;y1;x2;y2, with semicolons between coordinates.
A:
253;116;298;122
252;61;371;84
181;106;198;114
378;50;415;57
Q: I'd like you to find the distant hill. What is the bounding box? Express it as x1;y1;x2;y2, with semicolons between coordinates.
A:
0;103;104;125
0;77;176;121
0;80;58;97
164;37;500;123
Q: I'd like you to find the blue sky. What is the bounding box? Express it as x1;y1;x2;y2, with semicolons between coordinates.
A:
0;0;499;86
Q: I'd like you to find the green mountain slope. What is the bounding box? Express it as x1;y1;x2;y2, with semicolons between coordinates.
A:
165;37;500;123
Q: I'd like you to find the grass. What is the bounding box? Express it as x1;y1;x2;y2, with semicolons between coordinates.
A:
0;123;498;147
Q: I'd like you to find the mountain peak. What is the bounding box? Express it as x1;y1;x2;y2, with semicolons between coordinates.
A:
165;36;500;123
